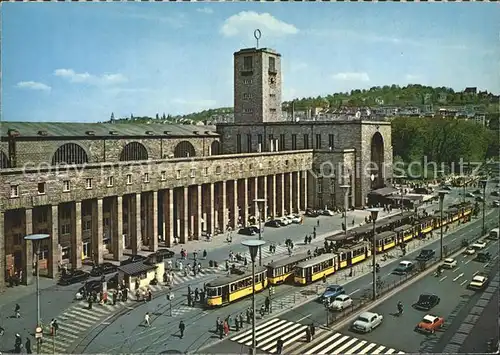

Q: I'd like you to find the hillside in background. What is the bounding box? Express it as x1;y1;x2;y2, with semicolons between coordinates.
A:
105;85;499;124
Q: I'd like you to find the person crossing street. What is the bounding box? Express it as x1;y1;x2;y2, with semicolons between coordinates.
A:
144;312;151;327
179;320;185;339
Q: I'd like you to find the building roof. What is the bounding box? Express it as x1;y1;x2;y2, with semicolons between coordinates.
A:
1;122;218;138
368;187;399;196
117;262;157;275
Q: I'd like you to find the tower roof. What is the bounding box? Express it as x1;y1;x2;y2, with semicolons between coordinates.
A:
234;47;281;57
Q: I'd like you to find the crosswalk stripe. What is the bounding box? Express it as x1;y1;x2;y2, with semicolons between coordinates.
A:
60;322;84;334
67;309;102;321
330;337;358;354
359;342;378;354
264;325;309;353
258;323;305;350
345;340;368;354
372;345;387;354
306;333;343;354
398;352;405;354
322;335;350;354
385;348;396;354
239;320;288;344
231;318;281;342
59;315;94;328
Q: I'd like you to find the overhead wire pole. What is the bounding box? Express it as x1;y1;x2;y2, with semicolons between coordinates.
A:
367;208;381;301
438;191;448;260
254;198;266;267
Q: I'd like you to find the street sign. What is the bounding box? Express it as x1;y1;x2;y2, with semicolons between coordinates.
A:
35;327;43;338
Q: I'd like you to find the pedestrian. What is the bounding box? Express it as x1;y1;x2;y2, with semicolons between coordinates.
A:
216;317;221;333
219;322;224;339
14;304;20;318
179;320;185;339
50;319;59;336
276;338;284;354
25;337;32;354
144;312;150;327
235;316;239;331
317;219;320;227
265;297;270;313
194;288;199;302
223;320;229;337
246;308;251;324
147;289;152;302
310;322;315;338
113;291;117;305
14;334;22;353
203;250;207;260
239;313;244;329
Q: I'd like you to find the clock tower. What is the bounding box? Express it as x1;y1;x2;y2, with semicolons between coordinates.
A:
233;47;282;124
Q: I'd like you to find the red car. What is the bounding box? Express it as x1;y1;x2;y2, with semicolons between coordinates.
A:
415;314;444;333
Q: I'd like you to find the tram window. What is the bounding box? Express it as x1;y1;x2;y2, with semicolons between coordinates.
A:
340;253;347;261
207;288;218;297
313;264;320;273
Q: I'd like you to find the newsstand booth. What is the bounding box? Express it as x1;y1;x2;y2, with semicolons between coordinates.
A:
117;261;165;292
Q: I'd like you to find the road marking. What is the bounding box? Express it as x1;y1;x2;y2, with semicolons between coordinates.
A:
453;273;464;282
450;238;456;243
460;279;468;286
465;260;471;265
349;289;360;296
452;267;460;273
484;263;490;268
439;276;447;282
493;255;499;261
296;314;312;322
473;271;479;276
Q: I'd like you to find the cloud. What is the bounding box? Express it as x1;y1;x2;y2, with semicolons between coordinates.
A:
16;81;51;92
54;69;128;86
332;72;370;82
196;7;213;15
221;11;298;37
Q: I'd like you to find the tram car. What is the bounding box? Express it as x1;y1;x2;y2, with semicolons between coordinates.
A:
267;252;310;285
205;266;267;307
294;253;339;285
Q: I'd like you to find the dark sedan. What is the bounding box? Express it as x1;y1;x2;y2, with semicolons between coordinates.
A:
238;226;260;236
475;252;491;263
412;294;440;311
120;255;147;266
305;209;320;217
265;220;282;228
90;262;118;277
149;249;175;263
58;270;90;286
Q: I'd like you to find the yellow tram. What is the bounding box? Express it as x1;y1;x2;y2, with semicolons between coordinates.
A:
375;231;397;252
294;253;339;285
205;266;268;307
267;253;310;285
337;241;371;268
394;224;415;243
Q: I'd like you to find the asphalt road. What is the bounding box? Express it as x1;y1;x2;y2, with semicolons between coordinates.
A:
198;208;499;354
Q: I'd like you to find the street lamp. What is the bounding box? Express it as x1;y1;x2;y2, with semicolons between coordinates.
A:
438;191;449;261
479;179;488;235
241;239;266;355
340;185;350;234
367;208;382;301
253;198;266;266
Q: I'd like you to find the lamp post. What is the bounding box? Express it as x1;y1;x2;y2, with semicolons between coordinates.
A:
479;179;488;235
253;198;266;266
367;208;382;301
242;239;266;355
438;191;449;261
462;181;467;204
340;185;350;234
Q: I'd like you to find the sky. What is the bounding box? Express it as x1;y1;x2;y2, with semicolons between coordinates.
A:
2;3;499;123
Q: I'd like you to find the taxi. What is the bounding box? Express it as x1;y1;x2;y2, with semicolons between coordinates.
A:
415;314;444;333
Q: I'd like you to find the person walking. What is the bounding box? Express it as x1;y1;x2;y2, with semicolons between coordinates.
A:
144;312;151;327
223;320;229;337
50;319;59;336
25;337;32;354
14;304;20;318
179;320;185;339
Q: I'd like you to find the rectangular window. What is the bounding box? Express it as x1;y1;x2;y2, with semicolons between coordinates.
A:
270;93;276;98
83;220;92;231
61;247;70;260
63;180;71;192
85;178;92;189
204;167;209;176
190;168;196;178
269;57;276;72
176;170;182;179
317;179;323;193
246;134;252;153
279;134;285;151
160;171;167;181
243;79;253;85
107;176;114;187
303;134;309;149
143;173;149;183
243;93;252;100
37;210;48;223
37;182;46;195
270;108;277;112
258;134;263;151
243;56;253;70
329;134;335;149
291;134;297;150
243;108;253;114
61;223;71;235
315;134;322;149
236;134;242;153
126;174;132;185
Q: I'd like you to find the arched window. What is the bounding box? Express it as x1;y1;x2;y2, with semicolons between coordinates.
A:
211;141;221;155
370;132;385;189
120;142;149;161
52;143;89;165
174;141;196;158
0;151;9;169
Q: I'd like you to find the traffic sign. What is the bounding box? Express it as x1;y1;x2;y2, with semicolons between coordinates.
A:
35;327;43;338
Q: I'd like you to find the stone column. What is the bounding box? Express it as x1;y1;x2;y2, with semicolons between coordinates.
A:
221;181;227;232
279;173;285;216
114;196;123;261
208;183;215;234
196;185;202;239
132;193;142;254
295;171;301;213
288;172;293;215
150;191;158;251
48;206;59;278
263;176;268;221
182;187;189;243
242;178;248;227
0;212;5;290
73;202;82;269
302;171;308;210
232;180;239;229
23;208;34;285
270;175;276;219
94;199;104;265
253;177;258;219
165;190;174;247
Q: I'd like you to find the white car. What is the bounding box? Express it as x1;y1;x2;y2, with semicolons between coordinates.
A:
289;214;301;223
464;247;476;255
471;241;487;249
277;217;291;226
352;311;383;333
468;275;489;290
323;209;335;216
329;294;353;311
442;258;457;269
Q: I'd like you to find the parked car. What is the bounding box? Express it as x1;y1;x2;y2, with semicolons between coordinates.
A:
290;214;302;223
471;240;487;249
120;255;147;266
322;209;334;216
305;209;320;217
319;284;345;303
491;191;499;197
393;261;414;275
351;312;383;333
475;252;491;263
468;274;489;290
492;200;500;208
76;280;102;298
265;220;282;228
238;226;261;236
415;314;444;333
280;217;292;225
151;249;175;261
416;249;435;262
464;246;476;255
329;294;353;311
473;189;481;194
90;262;118;277
413;294;440;311
442;258;457;269
58;270;90;286
475;196;484;202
